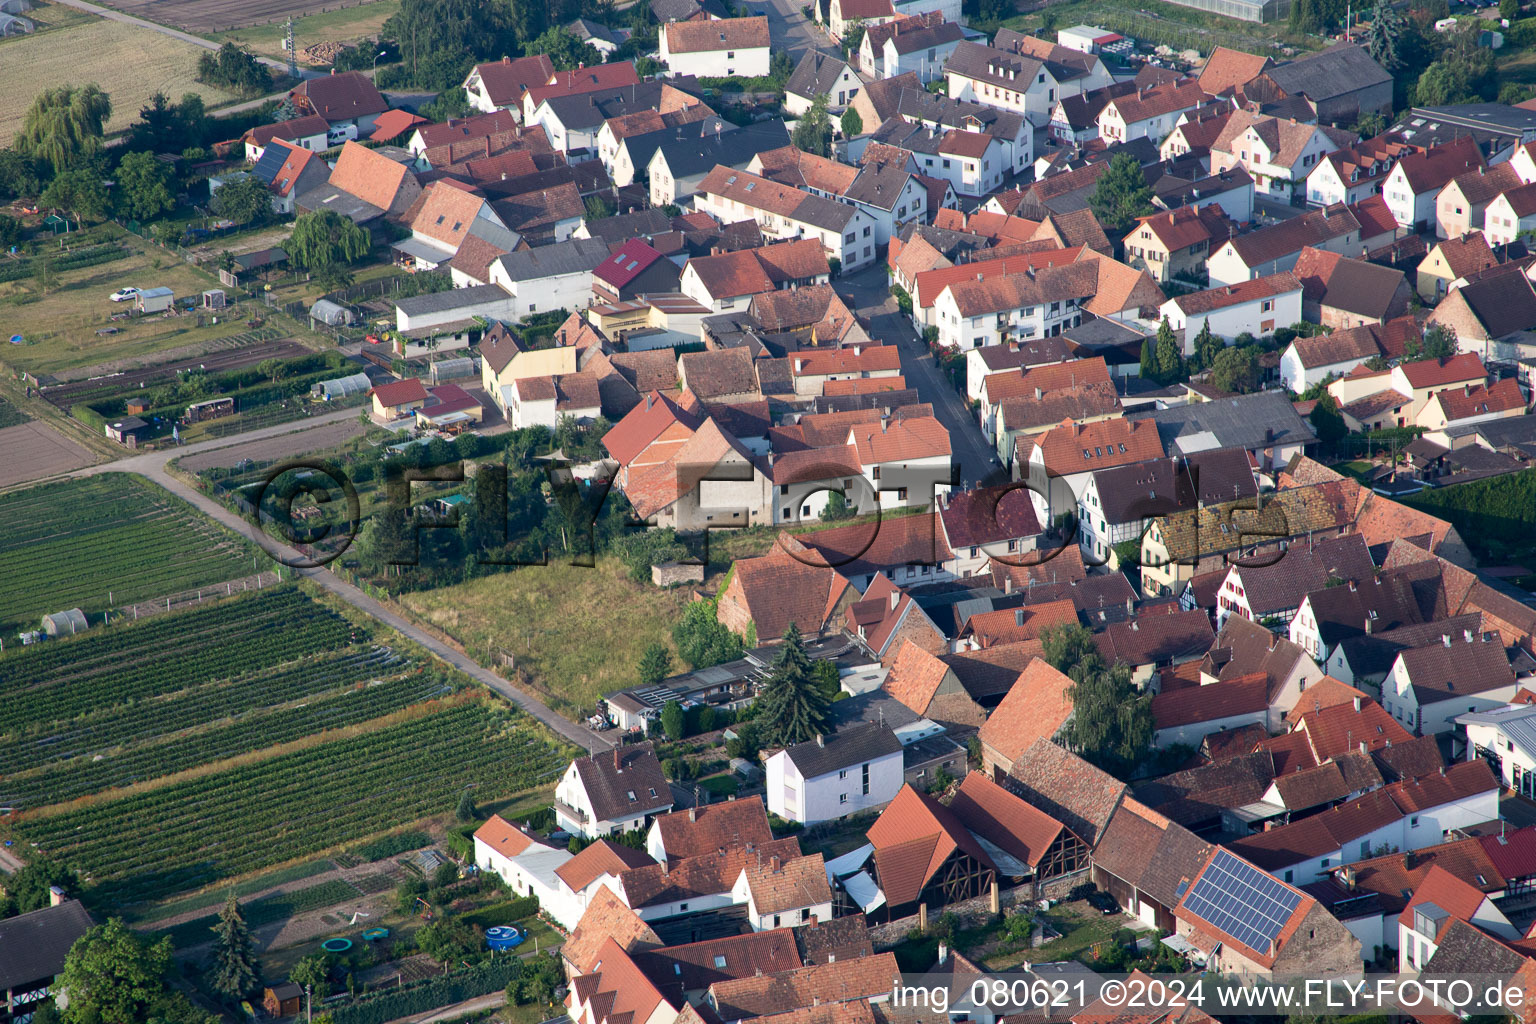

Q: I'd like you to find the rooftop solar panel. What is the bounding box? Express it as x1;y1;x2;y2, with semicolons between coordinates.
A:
252;145;288;185
1182;849;1302;955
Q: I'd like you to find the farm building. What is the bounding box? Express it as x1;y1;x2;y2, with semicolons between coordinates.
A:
105;415;151;446
0;897;95;1024
0;12;34;33
136;287;174;313
371;378;429;420
42;608;89;636
219;248;288;288
312;372;373;400
309;299;356;327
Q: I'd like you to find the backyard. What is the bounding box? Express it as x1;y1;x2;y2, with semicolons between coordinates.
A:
991;0;1320;58
0;228;280;378
0;19;239;138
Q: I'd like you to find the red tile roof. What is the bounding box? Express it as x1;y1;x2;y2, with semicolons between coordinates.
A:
1428;377;1525;422
868;785;994;905
948;771;1067;867
595;238;667;290
473;814;541;858
1398;352;1487;390
651;801;774;861
525;62;641;113
665;15;769;52
471;54;557;109
978;657;1074;765
1151;672;1268;729
557;839;657;893
370;378;429;407
370;108;428;142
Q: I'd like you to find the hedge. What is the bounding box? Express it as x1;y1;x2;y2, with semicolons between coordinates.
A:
0;244;131;284
457;894;539;930
329;960;524;1024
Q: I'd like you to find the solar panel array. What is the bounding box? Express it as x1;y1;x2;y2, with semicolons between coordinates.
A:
1181;849;1303;955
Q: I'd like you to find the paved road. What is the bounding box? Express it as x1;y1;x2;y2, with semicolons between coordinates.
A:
62;411;615;751
759;0;840;61
839;263;1009;490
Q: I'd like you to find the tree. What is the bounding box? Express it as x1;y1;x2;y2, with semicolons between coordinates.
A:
210;175;271;227
420;86;471;122
820;489;856;521
1353;109;1388;139
0;859;81;920
432;860;460;889
1210;344;1260;394
756;623;830;747
115;151;175;221
1040;624;1151;776
196;43;271;96
40;169;108;229
58;919;174;1024
1414;60;1468;106
792;93;833;158
208;897;259;1003
810;658;840;700
1503;0;1520;20
1191;320;1221;372
290;209;371;274
382;0;519;87
637;642;673;685
1406;323;1457;361
416;918;480;964
1365;0;1405;73
1088;152;1155;241
1151;316;1184;385
661;699;686;741
1139;337;1157;380
14;84;111;173
456;788;478;822
584;193;615;220
839;106;863;138
1309;392;1348;451
0;148;42;201
290;954;331;1001
531;26;603;70
671;600;744;669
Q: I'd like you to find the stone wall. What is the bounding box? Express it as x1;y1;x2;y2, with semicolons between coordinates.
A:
868;869;1090;949
652;561;705;587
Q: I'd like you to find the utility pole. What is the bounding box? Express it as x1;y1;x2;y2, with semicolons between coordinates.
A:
306;984;312;1024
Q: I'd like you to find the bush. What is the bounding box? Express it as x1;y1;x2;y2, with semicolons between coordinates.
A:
457;895;540;930
330;961;524;1024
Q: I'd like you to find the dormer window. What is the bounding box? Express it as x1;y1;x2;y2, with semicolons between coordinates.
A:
627;790;637;801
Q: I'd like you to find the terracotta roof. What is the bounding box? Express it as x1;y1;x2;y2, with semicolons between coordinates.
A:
564;887;661;972
961;598;1077;649
949;770;1069;868
1392;135;1484;193
1399;352;1487;390
1004;738;1125;846
652;801;774;862
245;113;330;147
1132;203;1235;253
571;742;673;823
328;141;414;212
370;108;428;142
722;545;854;641
1290;321;1387;368
943;261;1099;318
1325;837;1503;919
1198;46;1273;95
637;931;799;999
977;657;1073;765
1170;271;1302;315
1018;416;1162;477
981;354;1112;404
699;166;857;233
291;70;388;122
524;62;641;112
1296;698;1413;760
687;239;829;298
1293;246;1408;319
665;14;768;52
938;483;1041;550
572;937;673;1024
1428;378;1525;422
748;1000;875;1024
882;639;952;714
912;245;1086;310
267;140;324;198
1286;676;1368;725
868;785;995;906
492;182;584;234
1092;797;1212;909
557;839;657;892
1174;848;1316;968
471;55;557;109
1214;110;1354;170
1444;162;1524;207
790;345;900;377
780;511;947;580
370;378;428;407
1479;825;1536;880
1149;671;1267;731
620;837;802;908
1217;204;1362;269
741;852;832;914
1104;79;1210;126
707;952;899;1021
1096;605;1215;668
473;814;544;858
596;238;668;290
407;180;492;249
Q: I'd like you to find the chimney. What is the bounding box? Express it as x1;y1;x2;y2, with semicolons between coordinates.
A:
1015;608;1025;626
938;941;949;964
49;886;66;907
1348;579;1356;592
1364;615;1372;636
1465;629;1474;642
502;55;510;64
690;806;698;822
770;854;782;872
1034;386;1043;399
1269;633;1278;651
1443;634;1452;648
646;393;654;410
1126;596;1135;616
613;747;622;771
1341;865;1357;891
1004;575;1013;594
891;590;900;611
816;734;825;748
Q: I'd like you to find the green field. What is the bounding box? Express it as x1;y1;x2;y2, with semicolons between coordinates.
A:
0;473;260;636
0;395;29;429
13;698;567;905
214;0;400;60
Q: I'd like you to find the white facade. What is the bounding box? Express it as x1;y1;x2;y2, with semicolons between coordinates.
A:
1306;158;1382;209
486;263;597;321
946;64;1066;126
693;190;878;271
1159;284;1303;343
729;869;835;931
553;761;666;838
1459;704;1536;795
1383;160;1439;232
473;835;581;928
1153;707;1268;749
933;285;1084;351
660;42;770;79
1097;95;1206;145
1399;897;1517;974
1383;648;1520;736
1279;342;1374;394
1482;189;1536;248
765;746;903;824
1215;124;1343;202
786;61;863;115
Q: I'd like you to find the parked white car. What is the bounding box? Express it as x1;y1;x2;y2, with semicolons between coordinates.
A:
108;287;139;302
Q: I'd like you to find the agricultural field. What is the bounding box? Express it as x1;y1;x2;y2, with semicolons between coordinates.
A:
94;0;385;33
0;20;239;139
0;474;259;636
11;698;568;905
7;0;96;35
213;0;400;61
398;557;698;714
0;230;267;378
0;395;29;429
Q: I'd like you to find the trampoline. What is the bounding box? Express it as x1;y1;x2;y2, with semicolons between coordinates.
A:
321;937;354;953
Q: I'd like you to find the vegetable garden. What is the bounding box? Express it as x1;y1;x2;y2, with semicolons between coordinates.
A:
0;474;260;635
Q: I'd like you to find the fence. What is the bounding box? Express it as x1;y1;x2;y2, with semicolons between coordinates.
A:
111;571;284;623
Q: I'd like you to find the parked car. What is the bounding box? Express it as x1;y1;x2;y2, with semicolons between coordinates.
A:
109;287;139;302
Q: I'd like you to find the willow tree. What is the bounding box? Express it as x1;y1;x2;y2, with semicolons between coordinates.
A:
14;84;111;173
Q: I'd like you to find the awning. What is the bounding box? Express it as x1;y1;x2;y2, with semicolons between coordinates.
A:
841;870;886;914
824;843;873;880
391;236;455;265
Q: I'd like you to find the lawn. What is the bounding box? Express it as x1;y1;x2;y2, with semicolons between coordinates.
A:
396;557;697;715
980;900;1127;970
213;0;400;60
993;0;1318;57
0;230;261;377
10;0;95;35
0;20;239;138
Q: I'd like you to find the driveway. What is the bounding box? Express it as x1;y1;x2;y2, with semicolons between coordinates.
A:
839;263;1009;490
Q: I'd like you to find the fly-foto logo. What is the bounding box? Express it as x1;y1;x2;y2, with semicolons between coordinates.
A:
242;456;1294;573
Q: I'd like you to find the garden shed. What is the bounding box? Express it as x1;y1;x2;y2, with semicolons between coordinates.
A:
41;608;88;636
136;287;174;314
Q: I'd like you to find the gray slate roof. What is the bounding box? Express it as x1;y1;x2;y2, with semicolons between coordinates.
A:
786;51;852;100
396;282;510;316
493;238;611;282
1264;43;1391;101
781;721;903;779
0;899;94;991
1129;390;1317;455
652;120;791;179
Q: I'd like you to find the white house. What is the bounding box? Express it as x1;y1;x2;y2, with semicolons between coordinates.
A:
1381;137;1484;232
486;238;611;320
553;744;674;839
1481;182;1536;248
1398;865;1519;975
694;166;879;271
1158;272;1304;344
765;722;904;824
944;42;1072;125
660;16;770;78
1096;80;1210;145
1458;702;1536;798
1382;631;1518;736
785;51;863;116
933;260;1096;350
729;854;835;930
473;815;581;928
1278;322;1388;393
1209;111;1354;202
462;55;557;115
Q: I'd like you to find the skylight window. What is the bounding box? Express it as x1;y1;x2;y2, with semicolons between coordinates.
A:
714;955;728;968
